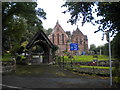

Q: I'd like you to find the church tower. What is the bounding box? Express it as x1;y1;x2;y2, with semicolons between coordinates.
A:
71;26;88;55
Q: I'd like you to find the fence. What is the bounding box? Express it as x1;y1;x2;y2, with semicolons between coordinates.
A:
55;56;110;76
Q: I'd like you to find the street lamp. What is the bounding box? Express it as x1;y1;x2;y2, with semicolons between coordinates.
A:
105;31;112;86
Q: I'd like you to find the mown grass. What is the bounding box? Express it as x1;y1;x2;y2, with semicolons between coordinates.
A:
63;55;110;62
77;65;111;69
57;55;114;70
63;64;111;70
1;53;13;61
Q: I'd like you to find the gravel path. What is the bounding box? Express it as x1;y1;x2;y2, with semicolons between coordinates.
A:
2;64;111;89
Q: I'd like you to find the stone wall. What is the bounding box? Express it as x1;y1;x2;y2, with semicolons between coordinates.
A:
1;61;16;73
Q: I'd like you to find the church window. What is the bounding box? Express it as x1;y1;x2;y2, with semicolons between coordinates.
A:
57;27;59;31
57;34;59;44
76;38;78;43
52;34;54;43
80;39;82;45
62;34;64;44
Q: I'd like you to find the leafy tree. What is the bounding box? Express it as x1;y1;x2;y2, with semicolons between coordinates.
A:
62;2;120;34
111;33;120;59
52;45;59;54
90;44;96;51
102;43;109;55
2;15;27;52
2;2;46;29
45;28;53;36
2;2;46;54
94;45;104;55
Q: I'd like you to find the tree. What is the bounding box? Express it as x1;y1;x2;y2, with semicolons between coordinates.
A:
2;2;46;53
102;43;109;55
90;44;96;51
2;15;28;52
62;2;120;34
52;45;59;55
94;45;104;55
111;33;120;59
45;28;53;36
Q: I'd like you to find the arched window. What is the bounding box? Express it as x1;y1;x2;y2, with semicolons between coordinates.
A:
57;34;59;44
76;38;78;43
57;27;59;31
52;34;54;43
80;39;82;45
62;34;64;44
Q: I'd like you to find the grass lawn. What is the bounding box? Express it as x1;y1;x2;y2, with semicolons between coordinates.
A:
63;55;111;62
77;65;111;69
64;64;111;70
58;55;115;70
1;53;13;61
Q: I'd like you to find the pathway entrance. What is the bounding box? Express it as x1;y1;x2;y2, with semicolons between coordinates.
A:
2;65;111;89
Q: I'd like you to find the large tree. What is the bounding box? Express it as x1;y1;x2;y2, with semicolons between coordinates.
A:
44;28;53;36
62;2;120;34
2;2;46;53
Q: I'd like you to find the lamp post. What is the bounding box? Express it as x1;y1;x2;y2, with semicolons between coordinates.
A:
106;31;112;86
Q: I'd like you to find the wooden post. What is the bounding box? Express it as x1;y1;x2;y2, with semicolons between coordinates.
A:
71;57;73;70
63;56;64;68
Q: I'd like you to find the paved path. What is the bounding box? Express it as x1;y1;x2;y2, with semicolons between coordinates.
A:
2;64;111;89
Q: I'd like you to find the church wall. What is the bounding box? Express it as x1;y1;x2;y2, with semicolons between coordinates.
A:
48;21;88;56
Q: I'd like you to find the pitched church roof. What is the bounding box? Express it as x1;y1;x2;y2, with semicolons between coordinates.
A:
49;20;68;38
72;25;84;35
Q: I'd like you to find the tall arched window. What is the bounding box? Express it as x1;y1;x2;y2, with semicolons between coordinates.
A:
76;38;78;43
62;34;64;44
80;39;82;45
57;34;59;44
52;34;54;43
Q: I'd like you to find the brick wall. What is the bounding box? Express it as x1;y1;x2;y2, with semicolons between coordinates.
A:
48;21;88;55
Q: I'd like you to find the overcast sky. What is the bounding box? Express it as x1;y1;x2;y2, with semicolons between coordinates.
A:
37;0;110;48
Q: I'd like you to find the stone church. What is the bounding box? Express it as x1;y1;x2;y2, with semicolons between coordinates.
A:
48;21;88;55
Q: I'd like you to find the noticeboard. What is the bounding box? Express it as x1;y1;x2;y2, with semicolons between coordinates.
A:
70;43;78;51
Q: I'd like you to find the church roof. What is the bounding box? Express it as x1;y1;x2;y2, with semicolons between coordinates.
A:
72;26;84;35
49;21;68;38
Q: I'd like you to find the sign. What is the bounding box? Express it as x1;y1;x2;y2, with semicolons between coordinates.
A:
70;43;78;51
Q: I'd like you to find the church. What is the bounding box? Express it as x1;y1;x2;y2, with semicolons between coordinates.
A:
48;21;88;55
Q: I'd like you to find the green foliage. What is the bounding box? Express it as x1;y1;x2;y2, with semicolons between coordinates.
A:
31;45;44;53
62;2;94;25
10;42;21;54
78;65;110;69
62;2;120;34
44;28;53;36
2;2;46;53
90;44;96;53
63;55;109;62
2;53;13;61
21;41;29;47
74;55;109;62
102;43;109;56
111;33;120;59
52;45;59;53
